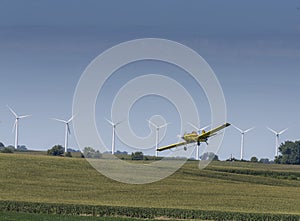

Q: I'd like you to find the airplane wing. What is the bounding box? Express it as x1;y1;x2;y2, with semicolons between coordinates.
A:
157;123;230;152
156;141;188;152
197;123;230;141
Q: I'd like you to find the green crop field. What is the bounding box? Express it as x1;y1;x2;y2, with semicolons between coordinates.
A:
0;153;299;220
0;211;181;221
0;212;190;221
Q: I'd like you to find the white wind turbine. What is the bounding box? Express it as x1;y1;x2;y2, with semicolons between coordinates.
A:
7;106;31;150
267;127;288;157
188;122;210;160
148;119;169;157
232;125;254;160
52;116;75;153
105;118;124;154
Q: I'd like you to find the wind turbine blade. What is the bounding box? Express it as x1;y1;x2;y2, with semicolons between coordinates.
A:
67;124;71;135
158;122;170;129
12;119;17;133
115;119;126;126
267;127;277;135
187;122;200;131
232;124;243;133
7;105;18;118
67;115;75;123
244;127;255;133
52;118;67;123
147;119;157;128
279;128;288;135
19;114;31;119
105;118;114;126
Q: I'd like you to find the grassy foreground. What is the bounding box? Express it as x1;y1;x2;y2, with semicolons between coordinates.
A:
0;153;299;220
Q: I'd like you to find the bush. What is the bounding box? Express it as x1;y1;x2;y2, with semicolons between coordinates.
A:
0;147;14;153
16;145;27;152
250;156;258;162
47;145;64;156
259;158;270;164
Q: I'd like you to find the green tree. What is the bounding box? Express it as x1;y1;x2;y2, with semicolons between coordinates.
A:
47;145;64;156
0;142;4;148
275;141;300;164
250;156;258;162
131;152;144;160
83;147;102;159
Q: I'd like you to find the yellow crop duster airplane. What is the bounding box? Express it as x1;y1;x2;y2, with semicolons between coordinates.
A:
156;123;231;152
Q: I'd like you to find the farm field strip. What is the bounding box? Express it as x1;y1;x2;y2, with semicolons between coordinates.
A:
0;153;299;219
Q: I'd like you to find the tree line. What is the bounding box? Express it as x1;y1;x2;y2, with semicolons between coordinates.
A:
1;140;300;164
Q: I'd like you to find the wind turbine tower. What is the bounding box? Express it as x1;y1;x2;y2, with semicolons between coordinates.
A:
148;120;169;157
52;116;74;153
267;127;288;157
232;125;254;160
7;106;31;150
105;118;124;154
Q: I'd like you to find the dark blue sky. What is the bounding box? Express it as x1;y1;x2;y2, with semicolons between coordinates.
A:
0;0;300;160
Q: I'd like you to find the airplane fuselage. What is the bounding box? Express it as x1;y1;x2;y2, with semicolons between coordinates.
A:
182;131;208;145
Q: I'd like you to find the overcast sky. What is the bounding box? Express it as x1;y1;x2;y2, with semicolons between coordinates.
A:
0;0;300;160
